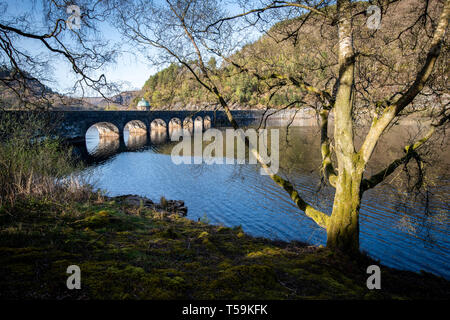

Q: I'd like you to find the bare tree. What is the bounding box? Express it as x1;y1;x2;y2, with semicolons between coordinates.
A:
116;0;449;254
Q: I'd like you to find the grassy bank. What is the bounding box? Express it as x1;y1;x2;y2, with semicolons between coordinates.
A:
0;195;448;300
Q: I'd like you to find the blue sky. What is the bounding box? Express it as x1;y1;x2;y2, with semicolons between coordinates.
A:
2;0;258;97
2;0;165;96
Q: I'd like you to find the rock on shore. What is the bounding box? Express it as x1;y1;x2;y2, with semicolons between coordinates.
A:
111;194;188;216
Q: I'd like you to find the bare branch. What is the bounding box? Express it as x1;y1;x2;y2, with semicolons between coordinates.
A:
359;0;449;164
361;112;449;192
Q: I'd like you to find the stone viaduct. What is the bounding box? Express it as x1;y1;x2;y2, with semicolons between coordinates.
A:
0;108;316;142
1;110;265;141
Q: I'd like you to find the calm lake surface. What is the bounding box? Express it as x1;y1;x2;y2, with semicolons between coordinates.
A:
78;125;450;279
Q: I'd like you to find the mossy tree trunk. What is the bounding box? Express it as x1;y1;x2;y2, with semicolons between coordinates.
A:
324;0;449;254
326;162;364;254
325;0;362;254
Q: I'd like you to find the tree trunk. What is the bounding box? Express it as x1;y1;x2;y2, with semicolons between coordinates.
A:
326;162;363;254
327;0;361;255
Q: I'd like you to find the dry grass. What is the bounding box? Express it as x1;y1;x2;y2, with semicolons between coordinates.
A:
0;113;92;207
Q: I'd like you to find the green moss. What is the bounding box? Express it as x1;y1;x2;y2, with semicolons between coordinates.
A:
246;247;283;259
0;197;448;299
159;227;181;239
74;213;110;229
211;264;282;299
198;231;209;239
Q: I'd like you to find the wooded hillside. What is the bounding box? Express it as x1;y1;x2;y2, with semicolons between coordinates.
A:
136;0;448;111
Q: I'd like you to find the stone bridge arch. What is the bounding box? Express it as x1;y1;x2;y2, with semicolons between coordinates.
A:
86;122;120;138
168;118;183;140
124;120;147;135
169;118;182;130
182;117;194;135
183;117;193;129
204;115;212;130
151;118;167;130
194;116;203;131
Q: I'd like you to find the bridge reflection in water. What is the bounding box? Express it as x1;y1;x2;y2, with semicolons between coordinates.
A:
125;132;147;150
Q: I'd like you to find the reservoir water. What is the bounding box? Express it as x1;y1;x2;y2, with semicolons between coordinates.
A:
76;124;450;279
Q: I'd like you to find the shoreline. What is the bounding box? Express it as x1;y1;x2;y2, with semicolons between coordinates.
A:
0;194;449;299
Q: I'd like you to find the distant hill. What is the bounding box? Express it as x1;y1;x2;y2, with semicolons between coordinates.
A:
0;66;140;110
80;90;140;110
0;66;103;110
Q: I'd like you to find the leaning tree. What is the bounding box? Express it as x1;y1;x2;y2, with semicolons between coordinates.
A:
113;0;449;254
218;0;449;253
